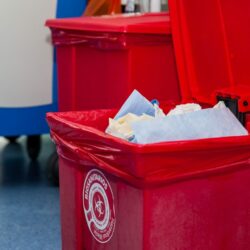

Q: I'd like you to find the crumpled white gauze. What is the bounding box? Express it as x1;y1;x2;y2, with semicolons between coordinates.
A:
114;89;155;120
167;103;202;116
131;107;248;144
106;113;153;141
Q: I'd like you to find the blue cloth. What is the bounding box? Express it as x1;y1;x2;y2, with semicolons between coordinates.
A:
114;90;155;120
131;107;248;144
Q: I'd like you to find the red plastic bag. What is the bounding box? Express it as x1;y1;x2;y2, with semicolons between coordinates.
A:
83;0;121;16
47;109;250;188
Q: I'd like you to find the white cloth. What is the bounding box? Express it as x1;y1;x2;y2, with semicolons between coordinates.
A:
167;103;202;116
106;113;153;141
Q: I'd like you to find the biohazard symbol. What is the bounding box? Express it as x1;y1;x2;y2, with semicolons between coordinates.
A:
83;169;116;243
95;195;104;218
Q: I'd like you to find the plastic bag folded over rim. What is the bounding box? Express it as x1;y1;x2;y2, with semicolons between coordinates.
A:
47;109;250;188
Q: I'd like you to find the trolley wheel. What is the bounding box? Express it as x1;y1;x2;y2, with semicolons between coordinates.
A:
5;136;20;143
26;135;41;161
47;151;59;186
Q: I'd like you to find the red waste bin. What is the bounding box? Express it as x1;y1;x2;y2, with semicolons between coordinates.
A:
47;0;250;249
46;13;180;111
47;109;250;250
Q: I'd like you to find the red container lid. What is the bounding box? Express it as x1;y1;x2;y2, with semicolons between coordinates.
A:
46;12;171;35
169;0;250;111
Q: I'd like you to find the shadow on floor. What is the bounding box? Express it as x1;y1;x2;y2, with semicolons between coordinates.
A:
0;135;61;250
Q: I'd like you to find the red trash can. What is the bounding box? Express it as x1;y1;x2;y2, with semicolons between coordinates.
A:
47;109;250;250
46;13;180;111
47;0;250;249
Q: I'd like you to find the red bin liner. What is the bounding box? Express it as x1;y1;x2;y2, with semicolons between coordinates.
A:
47;110;250;188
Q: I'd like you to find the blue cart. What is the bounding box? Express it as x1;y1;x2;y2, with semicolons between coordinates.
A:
0;0;85;161
0;0;58;159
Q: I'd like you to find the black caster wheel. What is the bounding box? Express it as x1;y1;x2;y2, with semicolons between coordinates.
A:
5;136;20;143
26;135;41;161
47;151;59;186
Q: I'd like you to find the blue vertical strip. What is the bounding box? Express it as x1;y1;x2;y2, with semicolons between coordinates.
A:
56;0;87;18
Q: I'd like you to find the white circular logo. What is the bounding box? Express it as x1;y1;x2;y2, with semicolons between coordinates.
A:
83;169;115;243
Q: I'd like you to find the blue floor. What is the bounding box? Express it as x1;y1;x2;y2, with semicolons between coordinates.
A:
0;135;61;250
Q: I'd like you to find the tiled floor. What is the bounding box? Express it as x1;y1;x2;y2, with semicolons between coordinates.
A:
0;135;61;250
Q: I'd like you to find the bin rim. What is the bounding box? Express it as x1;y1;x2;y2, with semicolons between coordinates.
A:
47;111;250;154
47;110;250;188
45;12;171;35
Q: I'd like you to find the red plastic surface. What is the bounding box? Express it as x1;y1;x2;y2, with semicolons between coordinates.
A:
169;0;250;111
47;110;250;184
46;12;171;34
47;13;180;111
47;110;250;249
